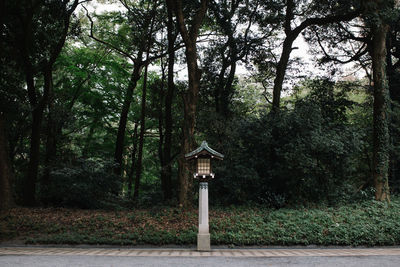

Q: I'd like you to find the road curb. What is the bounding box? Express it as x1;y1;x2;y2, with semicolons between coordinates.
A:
1;247;400;257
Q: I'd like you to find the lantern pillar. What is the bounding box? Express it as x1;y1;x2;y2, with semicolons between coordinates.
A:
198;182;210;251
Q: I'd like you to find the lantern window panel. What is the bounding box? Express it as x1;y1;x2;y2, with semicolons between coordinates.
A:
197;158;210;174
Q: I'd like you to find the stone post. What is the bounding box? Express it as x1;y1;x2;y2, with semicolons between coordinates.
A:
197;182;210;251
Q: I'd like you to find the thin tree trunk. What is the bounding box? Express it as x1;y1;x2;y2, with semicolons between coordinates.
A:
114;60;143;176
127;123;138;198
133;66;149;201
42;68;56;202
0;113;14;211
133;4;157;200
158;66;166;199
22;68;49;206
371;22;390;202
23;96;45;205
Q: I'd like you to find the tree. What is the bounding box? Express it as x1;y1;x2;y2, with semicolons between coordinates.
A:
3;0;79;205
270;0;361;112
133;0;158;200
85;4;148;176
0;113;15;211
365;0;395;201
40;44;111;203
86;1;172;179
310;0;396;201
204;0;268;116
303;1;399;201
166;0;209;207
0;0;18;211
159;5;178;201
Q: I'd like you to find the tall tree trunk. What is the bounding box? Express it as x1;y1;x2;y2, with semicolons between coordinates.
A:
42;68;56;203
167;0;209;208
371;22;390;202
158;67;166;199
133;65;149;201
133;70;148;201
161;8;176;201
22;68;49;206
178;46;201;208
23;94;45;206
0;113;14;211
114;59;143;176
133;4;156;200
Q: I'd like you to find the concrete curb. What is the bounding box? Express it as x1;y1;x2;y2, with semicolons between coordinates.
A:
1;247;400;257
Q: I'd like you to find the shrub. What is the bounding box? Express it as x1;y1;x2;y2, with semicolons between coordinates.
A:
203;79;365;206
39;158;121;208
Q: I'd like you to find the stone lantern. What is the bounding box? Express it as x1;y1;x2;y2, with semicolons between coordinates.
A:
185;141;224;251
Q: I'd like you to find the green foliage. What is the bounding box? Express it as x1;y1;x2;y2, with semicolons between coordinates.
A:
201;79;366;206
39;158;122;209
2;198;400;246
211;198;400;246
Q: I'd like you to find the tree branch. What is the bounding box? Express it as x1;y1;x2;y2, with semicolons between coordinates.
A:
294;9;361;38
48;0;80;67
189;0;209;41
83;5;135;61
316;30;368;64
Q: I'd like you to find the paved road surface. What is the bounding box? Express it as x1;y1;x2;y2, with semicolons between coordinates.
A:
1;247;400;266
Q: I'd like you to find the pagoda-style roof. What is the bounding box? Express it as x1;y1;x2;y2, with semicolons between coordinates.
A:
185;141;224;160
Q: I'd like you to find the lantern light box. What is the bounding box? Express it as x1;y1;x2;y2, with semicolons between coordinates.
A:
185;141;224;179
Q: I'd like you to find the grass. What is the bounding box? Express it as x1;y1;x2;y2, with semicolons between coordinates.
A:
1;198;400;246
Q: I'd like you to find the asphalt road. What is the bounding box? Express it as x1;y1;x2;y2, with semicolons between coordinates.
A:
1;255;400;267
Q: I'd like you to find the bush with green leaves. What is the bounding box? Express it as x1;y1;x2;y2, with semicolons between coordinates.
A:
202;79;367;206
39;158;121;208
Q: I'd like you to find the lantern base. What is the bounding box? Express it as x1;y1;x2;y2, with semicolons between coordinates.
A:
194;173;215;180
197;233;210;251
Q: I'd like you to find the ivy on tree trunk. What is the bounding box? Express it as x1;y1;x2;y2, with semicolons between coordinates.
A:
371;20;391;202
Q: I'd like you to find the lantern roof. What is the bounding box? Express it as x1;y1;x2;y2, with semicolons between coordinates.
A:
185;141;224;160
